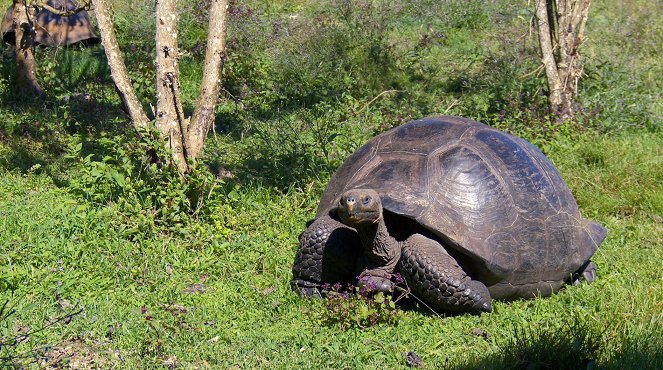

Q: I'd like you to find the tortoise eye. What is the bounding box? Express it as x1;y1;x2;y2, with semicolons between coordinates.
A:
362;196;371;205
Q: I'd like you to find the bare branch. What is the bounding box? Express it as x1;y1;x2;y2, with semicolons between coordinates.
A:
39;0;91;16
535;0;565;114
91;0;150;129
187;0;230;160
535;0;591;121
575;0;592;47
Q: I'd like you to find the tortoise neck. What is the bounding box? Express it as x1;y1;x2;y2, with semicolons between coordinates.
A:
356;217;401;276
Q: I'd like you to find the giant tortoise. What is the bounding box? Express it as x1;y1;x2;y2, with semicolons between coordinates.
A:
2;0;99;47
292;116;606;314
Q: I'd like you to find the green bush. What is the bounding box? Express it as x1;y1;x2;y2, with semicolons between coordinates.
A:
66;132;226;235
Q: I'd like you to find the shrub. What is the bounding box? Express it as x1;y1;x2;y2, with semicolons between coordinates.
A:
66;132;226;235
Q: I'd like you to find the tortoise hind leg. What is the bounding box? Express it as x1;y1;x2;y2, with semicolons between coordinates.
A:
292;216;362;297
571;260;597;285
400;234;492;314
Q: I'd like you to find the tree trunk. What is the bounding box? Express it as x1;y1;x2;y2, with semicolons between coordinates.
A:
91;0;150;129
534;0;591;121
155;0;188;174
535;0;565;116
12;0;45;98
187;0;230;160
90;0;230;176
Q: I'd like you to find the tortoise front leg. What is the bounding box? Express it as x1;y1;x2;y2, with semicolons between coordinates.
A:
400;234;492;314
291;216;362;297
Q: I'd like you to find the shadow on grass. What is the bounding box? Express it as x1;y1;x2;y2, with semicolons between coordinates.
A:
453;319;662;370
0;92;132;178
0;44;332;194
0;44;134;175
204;108;343;192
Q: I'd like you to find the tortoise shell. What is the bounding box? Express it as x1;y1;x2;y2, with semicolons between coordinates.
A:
2;0;99;47
317;116;606;298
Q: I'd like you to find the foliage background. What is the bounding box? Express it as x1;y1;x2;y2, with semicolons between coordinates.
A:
0;0;660;368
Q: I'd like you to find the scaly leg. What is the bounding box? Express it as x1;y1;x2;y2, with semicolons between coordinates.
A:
400;234;492;314
291;216;362;297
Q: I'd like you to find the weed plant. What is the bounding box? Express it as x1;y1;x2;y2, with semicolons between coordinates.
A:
318;273;408;331
0;0;661;368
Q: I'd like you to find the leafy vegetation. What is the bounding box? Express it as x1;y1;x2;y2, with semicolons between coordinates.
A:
0;0;661;368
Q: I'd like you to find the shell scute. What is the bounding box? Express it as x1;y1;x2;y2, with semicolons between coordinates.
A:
428;145;516;230
474;129;565;217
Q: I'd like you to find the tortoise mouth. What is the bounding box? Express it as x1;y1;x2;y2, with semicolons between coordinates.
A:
338;210;381;226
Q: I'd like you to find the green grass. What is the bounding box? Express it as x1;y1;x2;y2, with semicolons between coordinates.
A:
1;131;660;368
1;0;662;368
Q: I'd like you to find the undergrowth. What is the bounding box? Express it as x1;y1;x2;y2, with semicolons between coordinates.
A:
66;131;227;236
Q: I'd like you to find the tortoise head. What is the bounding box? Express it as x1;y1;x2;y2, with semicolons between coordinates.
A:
336;189;383;227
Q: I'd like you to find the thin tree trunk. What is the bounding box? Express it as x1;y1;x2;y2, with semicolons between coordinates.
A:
12;0;45;98
535;0;567;118
560;0;591;102
534;0;591;121
155;0;188;174
186;0;230;160
91;0;150;129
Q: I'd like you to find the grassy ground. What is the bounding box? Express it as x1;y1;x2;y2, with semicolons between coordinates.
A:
0;131;660;369
0;0;661;368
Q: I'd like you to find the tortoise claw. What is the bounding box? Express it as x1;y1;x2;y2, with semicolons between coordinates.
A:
295;285;323;298
358;274;395;294
291;278;324;298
